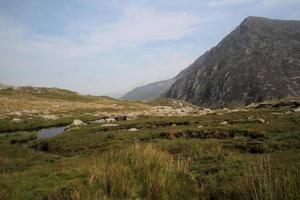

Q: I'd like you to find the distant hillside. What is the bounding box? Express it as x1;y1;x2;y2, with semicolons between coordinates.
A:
164;16;300;108
121;78;176;100
0;84;107;102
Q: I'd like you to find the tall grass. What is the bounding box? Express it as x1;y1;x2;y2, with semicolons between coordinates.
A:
45;144;196;200
236;156;300;200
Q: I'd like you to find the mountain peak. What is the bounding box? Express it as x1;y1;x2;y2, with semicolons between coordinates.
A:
243;16;270;22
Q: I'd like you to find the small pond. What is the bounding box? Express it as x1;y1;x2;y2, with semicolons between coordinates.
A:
0;126;67;139
36;126;67;139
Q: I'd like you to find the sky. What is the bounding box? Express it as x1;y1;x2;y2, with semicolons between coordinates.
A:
0;0;300;97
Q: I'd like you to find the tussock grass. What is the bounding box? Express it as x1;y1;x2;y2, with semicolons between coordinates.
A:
45;144;196;200
236;156;300;200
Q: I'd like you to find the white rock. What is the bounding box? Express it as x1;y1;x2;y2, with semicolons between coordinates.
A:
12;118;21;122
105;118;116;123
285;111;293;115
101;124;119;127
42;115;59;120
9;111;22;116
73;119;84;126
220;121;229;126
198;125;204;128
94;119;106;124
127;115;138;121
293;107;300;112
43;111;50;115
128;128;139;132
258;119;266;124
246;103;255;108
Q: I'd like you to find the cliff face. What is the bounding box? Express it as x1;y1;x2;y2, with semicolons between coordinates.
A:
164;17;300;108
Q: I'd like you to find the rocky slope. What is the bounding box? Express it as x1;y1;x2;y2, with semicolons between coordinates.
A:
121;78;176;100
164;16;300;108
121;60;200;101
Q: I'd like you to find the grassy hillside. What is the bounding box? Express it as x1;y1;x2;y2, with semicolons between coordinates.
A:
0;87;151;133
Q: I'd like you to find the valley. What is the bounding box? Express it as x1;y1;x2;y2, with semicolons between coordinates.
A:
1;4;300;198
0;87;299;199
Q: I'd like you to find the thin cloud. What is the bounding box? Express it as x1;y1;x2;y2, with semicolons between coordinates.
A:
208;0;255;7
0;6;200;63
0;5;201;96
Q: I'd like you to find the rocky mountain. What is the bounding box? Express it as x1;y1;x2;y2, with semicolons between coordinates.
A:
121;78;176;100
121;61;199;101
164;16;300;108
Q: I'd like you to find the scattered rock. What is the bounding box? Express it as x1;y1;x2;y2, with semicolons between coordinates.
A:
198;125;204;128
246;103;255;108
101;124;119;127
105;118;116;123
93;119;106;124
42;115;59;120
128;128;139;132
127;115;139;121
284;111;294;115
43;111;50;115
220;121;229;126
12;118;21;122
73;119;85;126
114;115;127;121
171;124;177;127
294;107;300;112
9;111;22;117
258;118;266;124
272;112;284;116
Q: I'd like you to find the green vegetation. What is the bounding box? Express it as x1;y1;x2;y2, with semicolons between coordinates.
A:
0;106;299;200
0;89;299;199
236;156;300;200
0;113;97;133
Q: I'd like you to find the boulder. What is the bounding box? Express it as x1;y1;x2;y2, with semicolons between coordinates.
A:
94;119;106;124
105;118;116;123
258;119;266;124
294;107;300;112
128;128;139;132
114;115;127;121
12;118;21;122
9;111;22;117
42;115;59;120
220;121;229;126
73;119;84;126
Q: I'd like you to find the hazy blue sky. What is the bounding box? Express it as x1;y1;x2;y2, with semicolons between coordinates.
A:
0;0;300;97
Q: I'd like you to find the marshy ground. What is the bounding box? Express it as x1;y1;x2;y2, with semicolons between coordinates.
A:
0;87;299;200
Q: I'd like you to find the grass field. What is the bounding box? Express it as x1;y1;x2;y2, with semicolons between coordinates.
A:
0;88;299;199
